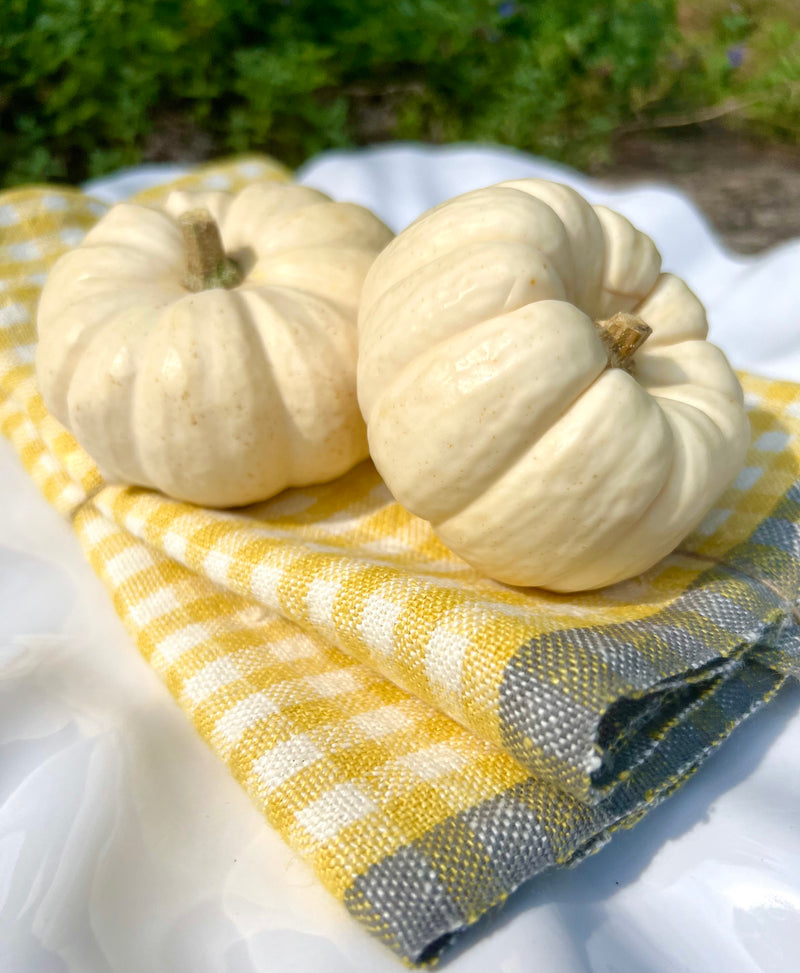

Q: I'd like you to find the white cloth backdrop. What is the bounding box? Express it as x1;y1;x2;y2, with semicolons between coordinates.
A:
2;145;799;973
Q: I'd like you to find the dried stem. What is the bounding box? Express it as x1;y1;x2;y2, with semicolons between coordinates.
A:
179;208;243;292
595;311;652;370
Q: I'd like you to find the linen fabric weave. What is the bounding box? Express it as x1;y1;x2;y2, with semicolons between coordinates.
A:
1;157;798;964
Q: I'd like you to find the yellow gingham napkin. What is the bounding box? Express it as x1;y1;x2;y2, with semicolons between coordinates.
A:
2;157;799;964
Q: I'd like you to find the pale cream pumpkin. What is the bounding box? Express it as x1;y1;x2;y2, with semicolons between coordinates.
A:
36;181;393;507
357;179;750;591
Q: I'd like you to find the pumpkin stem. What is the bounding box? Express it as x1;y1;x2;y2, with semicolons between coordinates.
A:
594;311;652;370
179;208;243;292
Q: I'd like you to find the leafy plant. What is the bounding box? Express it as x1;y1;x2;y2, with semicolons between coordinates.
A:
3;0;796;188
646;2;800;141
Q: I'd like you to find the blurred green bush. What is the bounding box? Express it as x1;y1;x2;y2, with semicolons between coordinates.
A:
0;0;676;185
1;0;797;188
667;2;800;143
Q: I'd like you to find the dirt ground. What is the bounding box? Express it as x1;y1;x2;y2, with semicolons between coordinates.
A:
599;126;800;254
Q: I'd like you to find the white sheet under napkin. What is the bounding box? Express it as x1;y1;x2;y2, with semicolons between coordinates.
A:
2;144;799;973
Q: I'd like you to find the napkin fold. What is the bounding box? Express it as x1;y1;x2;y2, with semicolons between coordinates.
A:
2;158;798;964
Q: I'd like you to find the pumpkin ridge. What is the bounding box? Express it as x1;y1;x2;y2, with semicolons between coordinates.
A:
370;303;607;526
48;313;120;427
434;369;674;587
235;286;366;486
431;365;662;529
499;178;606;309
357;241;572;420
81;202;184;260
541;396;740;592
41;293;164;429
127;300;177;492
66;303;161;487
253;200;393;257
218;182;330;244
215;287;293;502
359;187;573;319
543;442;679;592
248;245;377;317
241;281;355;332
630;273;710;350
592;204;662;319
65;241;184;274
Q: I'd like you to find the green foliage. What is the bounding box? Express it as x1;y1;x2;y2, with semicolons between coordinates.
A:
746;21;800;141
5;0;798;190
2;1;796;188
1;0;681;186
661;2;800;141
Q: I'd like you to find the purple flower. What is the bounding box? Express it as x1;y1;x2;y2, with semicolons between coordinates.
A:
727;45;746;69
498;1;516;17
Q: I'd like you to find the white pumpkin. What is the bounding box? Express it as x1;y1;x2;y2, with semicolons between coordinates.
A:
36;181;393;507
357;179;750;591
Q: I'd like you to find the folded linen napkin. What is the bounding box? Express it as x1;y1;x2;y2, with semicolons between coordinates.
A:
2;157;798;964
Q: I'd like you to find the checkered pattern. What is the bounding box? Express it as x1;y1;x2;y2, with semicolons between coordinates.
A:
2;157;798;964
